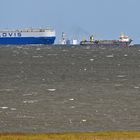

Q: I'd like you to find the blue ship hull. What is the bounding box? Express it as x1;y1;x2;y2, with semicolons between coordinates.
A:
0;37;56;45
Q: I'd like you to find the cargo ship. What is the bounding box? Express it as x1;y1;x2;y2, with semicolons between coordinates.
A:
0;28;56;45
80;34;132;47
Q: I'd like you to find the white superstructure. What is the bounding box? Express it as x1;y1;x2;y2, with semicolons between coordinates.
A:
119;33;131;42
0;28;56;38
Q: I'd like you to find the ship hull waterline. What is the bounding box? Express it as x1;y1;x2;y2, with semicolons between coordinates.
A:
0;37;56;45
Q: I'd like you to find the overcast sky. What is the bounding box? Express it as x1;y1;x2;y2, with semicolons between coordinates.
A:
0;0;140;43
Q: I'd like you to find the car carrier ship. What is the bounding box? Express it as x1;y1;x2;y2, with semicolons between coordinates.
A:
80;34;132;47
0;28;56;45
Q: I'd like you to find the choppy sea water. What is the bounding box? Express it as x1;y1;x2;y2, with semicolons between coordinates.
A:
0;45;140;133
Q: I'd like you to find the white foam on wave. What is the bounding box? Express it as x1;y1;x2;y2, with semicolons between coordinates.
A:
62;49;69;52
0;89;14;92
95;110;98;113
23;93;33;96
16;115;35;119
47;54;58;56
42;78;46;81
32;55;43;58
124;54;128;57
117;75;126;78
19;61;23;64
36;48;41;51
84;68;87;71
47;89;56;92
17;46;23;49
100;47;106;50
82;119;87;122
114;84;123;87
106;54;114;58
0;107;8;109
134;86;140;89
85;46;90;49
12;50;20;55
69;119;73;124
23;92;38;96
11;108;16;111
70;106;75;109
90;59;94;62
69;98;74;101
23;100;38;104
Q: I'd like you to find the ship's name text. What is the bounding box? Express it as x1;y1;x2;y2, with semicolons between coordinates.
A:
0;32;22;37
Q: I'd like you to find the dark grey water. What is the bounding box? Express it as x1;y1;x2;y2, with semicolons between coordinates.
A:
0;45;140;133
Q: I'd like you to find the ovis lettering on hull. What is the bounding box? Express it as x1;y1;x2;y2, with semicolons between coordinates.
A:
0;33;22;37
